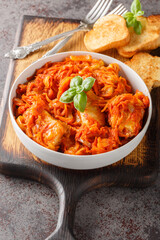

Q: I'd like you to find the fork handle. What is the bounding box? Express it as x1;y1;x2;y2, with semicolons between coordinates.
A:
42;35;73;58
23;22;88;54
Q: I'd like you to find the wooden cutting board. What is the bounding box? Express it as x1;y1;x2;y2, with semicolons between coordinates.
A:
0;15;160;240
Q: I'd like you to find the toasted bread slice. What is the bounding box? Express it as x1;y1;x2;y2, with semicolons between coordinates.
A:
125;52;160;92
84;15;130;52
117;16;160;58
147;15;160;31
151;56;160;88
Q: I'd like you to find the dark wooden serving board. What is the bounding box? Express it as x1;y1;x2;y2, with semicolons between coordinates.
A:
0;15;160;240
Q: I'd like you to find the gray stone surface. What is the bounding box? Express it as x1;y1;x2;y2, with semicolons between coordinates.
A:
0;0;160;239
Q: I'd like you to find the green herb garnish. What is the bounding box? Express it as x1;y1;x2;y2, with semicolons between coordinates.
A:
123;0;144;34
60;76;95;112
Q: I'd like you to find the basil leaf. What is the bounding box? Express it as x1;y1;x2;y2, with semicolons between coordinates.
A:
131;0;142;14
60;87;76;103
76;85;84;93
73;92;87;112
123;12;134;19
126;16;136;27
135;10;144;16
70;76;83;88
82;77;96;91
134;20;142;34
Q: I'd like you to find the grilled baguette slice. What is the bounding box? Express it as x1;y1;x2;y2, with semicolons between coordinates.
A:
125;52;160;92
118;16;160;58
84;15;130;52
147;15;160;31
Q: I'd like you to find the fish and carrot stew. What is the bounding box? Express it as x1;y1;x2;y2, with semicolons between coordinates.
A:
13;55;149;155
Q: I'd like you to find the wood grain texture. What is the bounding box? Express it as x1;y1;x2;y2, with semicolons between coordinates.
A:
0;15;160;240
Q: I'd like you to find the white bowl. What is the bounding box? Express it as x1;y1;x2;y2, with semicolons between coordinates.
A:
9;51;152;170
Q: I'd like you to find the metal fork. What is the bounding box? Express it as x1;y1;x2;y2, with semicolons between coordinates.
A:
42;3;128;58
5;0;114;59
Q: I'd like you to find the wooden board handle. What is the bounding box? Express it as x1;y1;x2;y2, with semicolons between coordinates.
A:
46;192;76;239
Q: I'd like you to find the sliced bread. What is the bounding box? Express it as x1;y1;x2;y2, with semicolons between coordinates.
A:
84;14;130;52
117;16;160;58
125;52;160;91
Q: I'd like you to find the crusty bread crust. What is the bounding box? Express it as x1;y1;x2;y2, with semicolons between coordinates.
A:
84;15;130;52
147;15;160;31
125;52;160;92
118;16;160;58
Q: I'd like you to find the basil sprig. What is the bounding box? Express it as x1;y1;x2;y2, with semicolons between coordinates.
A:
123;0;144;35
60;76;95;112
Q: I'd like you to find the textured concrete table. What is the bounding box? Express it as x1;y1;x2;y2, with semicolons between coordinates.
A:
0;0;160;239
